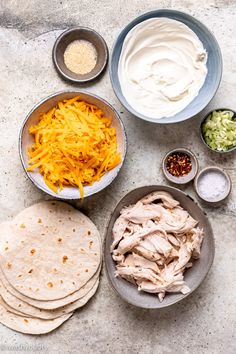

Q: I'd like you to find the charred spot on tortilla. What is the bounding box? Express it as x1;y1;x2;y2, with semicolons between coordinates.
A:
89;240;93;248
59;219;62;222
5;247;9;251
57;238;62;243
30;248;36;255
88;231;91;235
47;282;53;288
85;269;88;273
62;256;68;264
28;269;33;274
38;218;42;224
73;228;75;232
20;224;26;229
60;280;63;284
80;248;85;253
24;319;29;323
7;262;12;269
17;274;22;278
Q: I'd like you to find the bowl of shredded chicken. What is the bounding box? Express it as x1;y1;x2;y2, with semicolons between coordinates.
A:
105;186;214;308
19;91;127;199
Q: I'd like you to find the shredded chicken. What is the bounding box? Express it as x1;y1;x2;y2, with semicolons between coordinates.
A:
111;191;204;301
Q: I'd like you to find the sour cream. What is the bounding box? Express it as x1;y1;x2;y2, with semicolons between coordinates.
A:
118;18;208;119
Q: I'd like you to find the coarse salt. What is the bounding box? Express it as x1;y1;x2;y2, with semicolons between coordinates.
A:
198;171;228;201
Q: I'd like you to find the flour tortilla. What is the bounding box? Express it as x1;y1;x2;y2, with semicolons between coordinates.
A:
0;220;102;310
0;296;27;317
0;298;72;335
0;261;101;310
0;274;99;319
0;202;101;300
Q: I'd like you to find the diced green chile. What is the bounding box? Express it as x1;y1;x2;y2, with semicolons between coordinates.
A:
202;110;236;151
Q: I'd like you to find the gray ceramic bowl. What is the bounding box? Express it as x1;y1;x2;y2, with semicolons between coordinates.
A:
162;148;199;184
105;185;215;309
19;91;127;199
53;27;108;83
200;108;236;153
194;166;231;203
110;9;222;124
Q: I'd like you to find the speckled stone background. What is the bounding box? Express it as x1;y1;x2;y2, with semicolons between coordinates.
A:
0;0;235;353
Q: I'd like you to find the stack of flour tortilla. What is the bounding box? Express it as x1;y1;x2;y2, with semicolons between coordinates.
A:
0;201;101;334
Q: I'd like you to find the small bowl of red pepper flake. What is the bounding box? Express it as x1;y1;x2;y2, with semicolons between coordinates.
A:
162;148;199;184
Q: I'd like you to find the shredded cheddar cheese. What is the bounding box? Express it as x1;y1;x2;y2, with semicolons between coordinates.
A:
27;96;121;198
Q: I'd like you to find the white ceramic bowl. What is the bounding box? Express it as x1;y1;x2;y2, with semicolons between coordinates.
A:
19;91;127;199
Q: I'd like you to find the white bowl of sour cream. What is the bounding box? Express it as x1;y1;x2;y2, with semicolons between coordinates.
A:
110;10;222;123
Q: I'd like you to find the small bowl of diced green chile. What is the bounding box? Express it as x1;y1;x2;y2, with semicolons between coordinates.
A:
200;109;236;153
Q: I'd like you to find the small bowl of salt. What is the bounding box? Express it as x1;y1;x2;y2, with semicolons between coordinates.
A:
194;166;231;204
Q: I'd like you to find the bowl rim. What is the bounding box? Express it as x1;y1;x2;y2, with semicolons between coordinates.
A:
52;26;108;83
104;184;215;309
19;90;127;200
162;147;199;184
194;166;232;203
109;9;223;124
200;108;236;153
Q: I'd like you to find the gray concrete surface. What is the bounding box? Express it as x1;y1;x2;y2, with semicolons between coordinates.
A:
0;0;235;353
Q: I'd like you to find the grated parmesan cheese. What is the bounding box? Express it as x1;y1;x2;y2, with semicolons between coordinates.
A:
64;40;97;75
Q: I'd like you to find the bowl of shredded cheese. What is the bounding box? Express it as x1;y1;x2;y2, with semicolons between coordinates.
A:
19;91;127;199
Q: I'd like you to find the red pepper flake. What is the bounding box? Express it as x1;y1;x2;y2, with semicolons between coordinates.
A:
166;152;192;177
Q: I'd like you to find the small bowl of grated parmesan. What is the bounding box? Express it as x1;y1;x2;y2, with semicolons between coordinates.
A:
53;27;108;83
194;166;232;204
